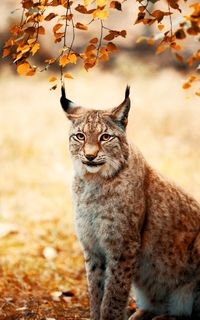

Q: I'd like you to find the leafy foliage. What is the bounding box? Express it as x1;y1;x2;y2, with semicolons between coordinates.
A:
2;0;200;93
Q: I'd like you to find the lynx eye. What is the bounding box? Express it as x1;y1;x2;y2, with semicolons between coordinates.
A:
75;133;85;141
100;133;112;142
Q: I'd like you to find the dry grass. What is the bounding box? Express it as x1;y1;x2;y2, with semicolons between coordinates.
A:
0;61;200;318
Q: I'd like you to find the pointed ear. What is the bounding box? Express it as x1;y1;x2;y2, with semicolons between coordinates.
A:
60;86;82;120
110;85;131;129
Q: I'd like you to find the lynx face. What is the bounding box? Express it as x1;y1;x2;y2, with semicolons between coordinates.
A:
61;87;131;178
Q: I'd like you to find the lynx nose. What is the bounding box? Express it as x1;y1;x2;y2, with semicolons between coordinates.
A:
85;154;96;162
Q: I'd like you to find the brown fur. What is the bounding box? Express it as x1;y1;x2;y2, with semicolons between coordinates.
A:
60;86;200;320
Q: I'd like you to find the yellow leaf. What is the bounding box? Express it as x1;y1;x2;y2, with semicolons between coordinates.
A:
84;0;93;5
49;76;58;82
17;62;31;75
96;0;107;7
31;43;40;55
64;73;74;79
59;55;70;66
68;53;77;64
28;38;36;45
195;91;200;97
93;9;109;19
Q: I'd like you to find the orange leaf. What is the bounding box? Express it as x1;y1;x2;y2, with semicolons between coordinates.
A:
158;24;164;31
53;24;63;33
64;73;74;79
156;45;168;54
49;76;58;82
38;26;45;35
182;82;191;89
175;53;184;62
90;37;98;44
26;67;36;76
100;54;109;61
45;13;58;21
139;6;146;12
107;42;118;52
2;48;11;58
75;22;88;30
195;91;200;97
147;38;155;45
17;62;31;75
170;42;182;51
110;1;122;11
86;44;96;51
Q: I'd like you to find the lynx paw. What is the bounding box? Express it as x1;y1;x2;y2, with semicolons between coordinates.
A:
128;309;155;320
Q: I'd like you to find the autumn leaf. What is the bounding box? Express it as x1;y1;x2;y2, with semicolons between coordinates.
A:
170;42;182;51
175;53;184;62
45;58;56;64
45;13;58;21
110;1;122;10
93;9;109;19
96;0;107;7
156;45;168;54
31;43;40;55
90;38;98;44
17;62;31;75
158;24;164;31
59;54;70;66
175;29;186;40
53;23;63;33
48;76;58;82
182;82;191;89
107;42;118;52
38;26;45;35
64;73;74;79
68;53;77;64
75;22;88;31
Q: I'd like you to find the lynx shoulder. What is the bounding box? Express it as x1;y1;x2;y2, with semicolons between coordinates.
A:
60;86;200;320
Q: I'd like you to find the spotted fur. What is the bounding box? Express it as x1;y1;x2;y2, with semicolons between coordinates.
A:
60;86;200;320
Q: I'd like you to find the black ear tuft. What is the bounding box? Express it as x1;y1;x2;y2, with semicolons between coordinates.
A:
60;85;74;112
125;85;130;100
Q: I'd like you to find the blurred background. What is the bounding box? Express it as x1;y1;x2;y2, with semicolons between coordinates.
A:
0;0;200;317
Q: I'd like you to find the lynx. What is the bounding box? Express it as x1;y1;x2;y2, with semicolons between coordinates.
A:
60;86;200;320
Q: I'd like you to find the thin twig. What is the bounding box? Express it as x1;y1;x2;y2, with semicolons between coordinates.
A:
96;19;104;62
168;2;173;38
61;0;70;82
68;5;76;55
19;8;25;27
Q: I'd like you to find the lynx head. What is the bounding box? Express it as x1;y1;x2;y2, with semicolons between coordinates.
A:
60;86;131;178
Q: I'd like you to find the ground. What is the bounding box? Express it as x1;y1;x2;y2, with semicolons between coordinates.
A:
0;58;200;319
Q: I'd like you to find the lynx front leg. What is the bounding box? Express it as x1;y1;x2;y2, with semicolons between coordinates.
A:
100;251;137;320
84;251;106;320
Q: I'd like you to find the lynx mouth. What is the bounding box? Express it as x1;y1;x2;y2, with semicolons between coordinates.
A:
82;161;105;167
